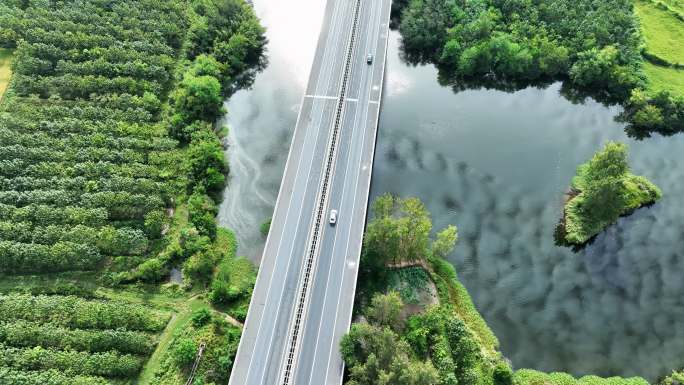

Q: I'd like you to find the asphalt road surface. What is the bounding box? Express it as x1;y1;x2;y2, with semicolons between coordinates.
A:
228;0;391;383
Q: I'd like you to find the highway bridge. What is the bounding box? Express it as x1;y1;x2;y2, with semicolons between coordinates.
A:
228;0;391;383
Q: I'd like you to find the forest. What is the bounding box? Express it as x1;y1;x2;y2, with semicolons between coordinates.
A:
0;0;265;383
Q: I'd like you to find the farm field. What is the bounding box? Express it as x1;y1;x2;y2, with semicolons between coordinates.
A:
659;0;684;14
635;0;684;97
0;0;264;383
0;293;169;384
0;49;11;98
643;61;684;95
635;0;684;65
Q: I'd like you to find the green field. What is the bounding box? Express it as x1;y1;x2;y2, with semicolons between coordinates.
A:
0;49;11;98
634;0;684;97
643;61;684;95
635;0;684;65
659;0;684;14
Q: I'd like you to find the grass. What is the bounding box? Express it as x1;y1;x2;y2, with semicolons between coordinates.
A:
658;0;684;15
643;61;684;96
0;48;12;99
514;369;650;385
635;0;684;65
136;297;207;385
427;256;500;356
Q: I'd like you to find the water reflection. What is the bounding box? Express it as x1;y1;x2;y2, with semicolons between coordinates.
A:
217;1;684;379
217;0;325;262
372;30;684;381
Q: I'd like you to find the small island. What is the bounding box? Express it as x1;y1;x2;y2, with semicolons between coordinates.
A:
560;142;662;245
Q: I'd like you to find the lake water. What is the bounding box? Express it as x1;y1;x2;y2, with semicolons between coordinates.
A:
218;1;684;381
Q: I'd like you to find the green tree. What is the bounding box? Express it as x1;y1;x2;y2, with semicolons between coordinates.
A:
187;128;227;194
432;225;458;259
365;292;404;331
188;192;218;239
171;74;223;126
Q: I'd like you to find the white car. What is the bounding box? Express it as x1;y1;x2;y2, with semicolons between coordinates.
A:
329;209;338;225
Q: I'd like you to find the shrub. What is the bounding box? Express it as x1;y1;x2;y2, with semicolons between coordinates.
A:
260;217;271;236
173;338;197;367
191;308;213;327
494;363;514;385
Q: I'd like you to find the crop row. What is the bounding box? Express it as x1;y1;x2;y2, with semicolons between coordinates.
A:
0;343;143;378
0;320;155;355
0;367;111;385
13;74;162;99
0;294;169;332
0;176;166;197
0;204;108;227
0;240;101;274
0;160;162;180
1;95;158;123
0;222;147;254
0;128;176;152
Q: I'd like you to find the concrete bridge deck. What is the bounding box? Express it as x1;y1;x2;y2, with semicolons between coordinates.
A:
228;0;391;383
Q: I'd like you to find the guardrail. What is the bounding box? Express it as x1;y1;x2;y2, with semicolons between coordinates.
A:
279;0;363;383
184;342;206;385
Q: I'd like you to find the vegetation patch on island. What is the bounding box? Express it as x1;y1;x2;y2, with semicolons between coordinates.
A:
557;142;661;246
343;195;651;385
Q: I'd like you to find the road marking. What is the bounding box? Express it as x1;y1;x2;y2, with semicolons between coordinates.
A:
322;0;382;382
241;0;347;382
304;10;368;379
283;0;363;382
333;2;393;384
369;100;379;104
327;0;389;384
305;94;339;100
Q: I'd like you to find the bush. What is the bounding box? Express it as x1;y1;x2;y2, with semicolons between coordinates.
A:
260;217;271;236
144;210;168;239
188;192;218;240
173;338;197;367
182;250;215;285
191;308;213;327
513;370;649;385
494;363;514;385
